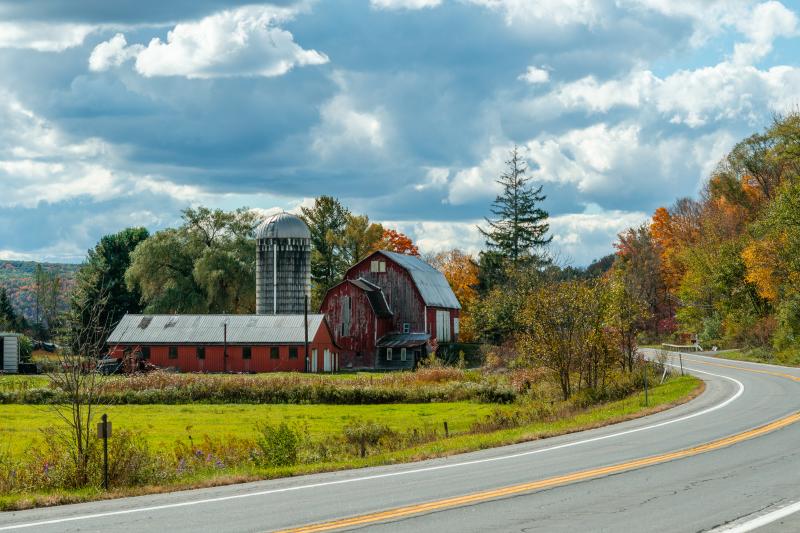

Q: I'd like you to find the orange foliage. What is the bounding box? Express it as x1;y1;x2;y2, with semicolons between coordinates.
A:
432;250;479;308
376;229;420;256
742;235;783;301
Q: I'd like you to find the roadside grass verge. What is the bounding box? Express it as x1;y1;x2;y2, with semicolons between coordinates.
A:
0;375;701;511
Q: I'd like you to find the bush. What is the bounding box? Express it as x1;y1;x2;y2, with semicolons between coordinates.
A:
343;421;394;458
254;422;301;467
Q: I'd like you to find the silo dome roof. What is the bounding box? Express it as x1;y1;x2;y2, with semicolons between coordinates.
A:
256;212;311;240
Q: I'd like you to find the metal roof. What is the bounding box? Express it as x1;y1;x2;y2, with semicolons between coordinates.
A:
379;251;461;309
349;278;393;318
376;332;430;348
107;314;326;345
256;212;311;240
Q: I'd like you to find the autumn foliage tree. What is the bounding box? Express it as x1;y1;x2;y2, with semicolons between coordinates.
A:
376;229;420;256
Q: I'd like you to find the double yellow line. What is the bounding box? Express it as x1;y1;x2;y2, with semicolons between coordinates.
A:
278;359;800;533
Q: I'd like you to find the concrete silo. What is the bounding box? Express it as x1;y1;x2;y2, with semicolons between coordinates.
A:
256;212;312;315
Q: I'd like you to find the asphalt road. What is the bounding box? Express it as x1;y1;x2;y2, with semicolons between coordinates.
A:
2;352;800;533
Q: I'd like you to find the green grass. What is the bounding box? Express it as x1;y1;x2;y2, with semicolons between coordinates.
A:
0;375;50;392
0;402;506;454
0;376;700;510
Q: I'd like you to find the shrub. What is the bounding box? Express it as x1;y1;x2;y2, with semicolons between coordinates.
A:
343;421;394;458
254;422;301;467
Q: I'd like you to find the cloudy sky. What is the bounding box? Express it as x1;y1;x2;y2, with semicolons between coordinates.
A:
0;0;798;266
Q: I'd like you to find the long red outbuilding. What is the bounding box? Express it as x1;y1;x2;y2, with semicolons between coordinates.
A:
106;314;339;373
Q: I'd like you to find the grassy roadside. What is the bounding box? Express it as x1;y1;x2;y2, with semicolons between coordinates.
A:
0;375;701;511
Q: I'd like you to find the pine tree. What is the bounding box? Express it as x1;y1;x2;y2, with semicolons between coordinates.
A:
479;146;551;266
0;287;17;330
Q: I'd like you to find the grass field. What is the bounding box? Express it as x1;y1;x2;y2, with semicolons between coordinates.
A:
0;375;701;510
0;402;505;454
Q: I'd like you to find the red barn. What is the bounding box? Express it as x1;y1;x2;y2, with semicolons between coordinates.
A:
321;250;461;370
107;314;339;373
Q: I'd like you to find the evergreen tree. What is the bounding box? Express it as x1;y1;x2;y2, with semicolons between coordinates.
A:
0;287;17;330
479;146;551;266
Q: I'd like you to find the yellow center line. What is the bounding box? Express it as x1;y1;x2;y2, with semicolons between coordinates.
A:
681;356;800;382
275;359;800;533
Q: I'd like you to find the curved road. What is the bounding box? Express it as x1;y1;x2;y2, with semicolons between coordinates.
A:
2;352;800;532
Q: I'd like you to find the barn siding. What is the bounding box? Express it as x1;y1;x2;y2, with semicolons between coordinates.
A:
108;317;338;373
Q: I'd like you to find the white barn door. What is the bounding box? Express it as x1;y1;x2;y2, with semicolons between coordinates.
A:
323;349;332;372
435;310;451;342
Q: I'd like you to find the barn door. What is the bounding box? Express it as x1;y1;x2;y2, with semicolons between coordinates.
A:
312;349;319;373
436;310;451;342
324;349;332;372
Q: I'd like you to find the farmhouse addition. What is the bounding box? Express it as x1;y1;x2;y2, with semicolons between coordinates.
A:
320;250;461;370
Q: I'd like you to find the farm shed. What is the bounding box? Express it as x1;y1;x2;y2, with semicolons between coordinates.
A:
0;333;19;374
320;250;461;370
107;314;339;373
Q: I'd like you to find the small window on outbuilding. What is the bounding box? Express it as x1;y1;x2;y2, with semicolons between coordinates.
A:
169;346;178;359
197;346;205;360
243;347;252;360
400;348;407;361
270;347;280;359
289;347;298;359
386;347;393;361
140;347;150;360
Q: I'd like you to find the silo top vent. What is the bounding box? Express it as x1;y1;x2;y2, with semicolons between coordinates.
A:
256;212;311;240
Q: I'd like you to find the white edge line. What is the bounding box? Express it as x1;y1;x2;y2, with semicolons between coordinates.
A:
715;500;800;532
0;365;743;531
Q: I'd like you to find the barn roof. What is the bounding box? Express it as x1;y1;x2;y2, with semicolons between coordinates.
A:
107;314;326;345
378;251;461;310
376;332;430;348
349;278;393;318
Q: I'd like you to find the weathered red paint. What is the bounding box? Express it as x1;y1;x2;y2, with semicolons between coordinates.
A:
321;251;460;369
108;320;339;373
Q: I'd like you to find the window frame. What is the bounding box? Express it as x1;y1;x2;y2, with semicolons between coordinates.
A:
243;346;252;360
403;322;410;334
270;346;280;360
289;347;299;359
400;347;407;361
168;346;178;360
386;347;393;361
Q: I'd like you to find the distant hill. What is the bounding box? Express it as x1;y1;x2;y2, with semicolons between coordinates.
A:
0;260;80;322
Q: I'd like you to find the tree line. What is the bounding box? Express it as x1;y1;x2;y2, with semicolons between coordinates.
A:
612;112;800;358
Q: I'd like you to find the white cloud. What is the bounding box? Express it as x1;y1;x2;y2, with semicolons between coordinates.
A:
311;90;386;159
371;0;443;9
0;21;94;52
88;5;328;79
548;207;649;263
519;66;550;84
414;167;450;191
381;219;486;256
467;0;607;27
733;1;798;63
88;33;144;71
446;144;509;205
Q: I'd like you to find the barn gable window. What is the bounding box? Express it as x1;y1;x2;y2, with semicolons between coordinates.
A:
289;347;299;359
243;347;252;360
270;347;280;359
169;346;178;359
197;346;205;360
370;260;386;273
386;348;393;361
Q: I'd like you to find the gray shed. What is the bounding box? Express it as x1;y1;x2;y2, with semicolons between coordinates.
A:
0;333;19;374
